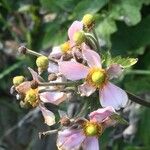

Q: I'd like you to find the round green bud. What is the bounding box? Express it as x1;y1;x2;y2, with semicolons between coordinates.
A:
82;14;94;27
91;71;105;84
13;76;25;86
73;31;86;45
36;56;49;70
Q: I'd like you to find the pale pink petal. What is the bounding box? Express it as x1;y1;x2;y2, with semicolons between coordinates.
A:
82;137;99;150
28;67;43;82
68;21;83;42
40;92;67;105
59;61;89;80
82;45;101;67
78;82;96;96
49;46;62;59
39;105;55;126
57;129;85;150
100;82;128;110
48;62;59;73
15;81;31;94
107;64;123;79
89;106;115;123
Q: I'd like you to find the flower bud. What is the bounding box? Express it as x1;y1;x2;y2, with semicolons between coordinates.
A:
60;42;70;53
82;14;94;27
73;31;85;45
36;56;49;70
13;76;25;86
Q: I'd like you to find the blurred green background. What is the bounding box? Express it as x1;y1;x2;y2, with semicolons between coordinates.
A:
0;0;150;149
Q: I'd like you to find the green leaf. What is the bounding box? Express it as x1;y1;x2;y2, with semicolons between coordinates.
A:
110;113;128;125
111;15;150;54
109;0;147;26
111;56;138;68
72;0;109;19
96;18;117;42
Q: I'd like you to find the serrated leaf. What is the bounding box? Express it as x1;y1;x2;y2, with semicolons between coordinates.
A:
110;113;128;125
111;56;138;68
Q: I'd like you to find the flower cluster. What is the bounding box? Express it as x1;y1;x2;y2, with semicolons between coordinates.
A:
11;14;137;150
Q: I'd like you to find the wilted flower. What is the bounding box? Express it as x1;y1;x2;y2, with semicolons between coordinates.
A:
57;106;116;150
14;67;67;126
59;47;128;110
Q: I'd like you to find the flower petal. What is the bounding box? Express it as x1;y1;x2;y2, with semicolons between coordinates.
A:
49;46;62;59
100;82;128;110
57;129;85;150
40;92;67;105
48;62;59;73
59;61;89;80
28;67;44;82
82;44;101;67
78;82;96;96
15;81;31;94
89;106;115;123
82;137;99;150
39;105;55;126
107;64;123;79
68;21;83;42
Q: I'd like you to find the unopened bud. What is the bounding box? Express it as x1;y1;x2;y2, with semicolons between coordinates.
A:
48;73;57;81
73;31;85;45
13;76;25;86
36;56;49;71
82;14;94;27
60;117;71;126
30;80;39;89
18;46;27;54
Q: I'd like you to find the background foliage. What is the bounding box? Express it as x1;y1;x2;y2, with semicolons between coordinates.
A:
0;0;150;149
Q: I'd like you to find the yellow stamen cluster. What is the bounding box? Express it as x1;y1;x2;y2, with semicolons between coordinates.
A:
60;41;71;53
83;121;103;137
86;68;107;88
13;76;25;86
24;88;39;107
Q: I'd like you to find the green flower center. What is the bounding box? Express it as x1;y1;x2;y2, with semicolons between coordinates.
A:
73;31;85;45
83;122;103;137
91;70;105;84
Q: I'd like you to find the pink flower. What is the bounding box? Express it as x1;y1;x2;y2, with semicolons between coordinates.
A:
49;21;83;59
59;48;128;110
57;106;116;150
16;67;67;126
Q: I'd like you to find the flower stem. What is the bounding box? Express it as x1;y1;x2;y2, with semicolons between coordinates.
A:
92;29;101;50
126;91;150;107
85;33;99;51
39;87;76;93
18;46;57;63
39;129;58;139
38;81;79;86
126;70;150;75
